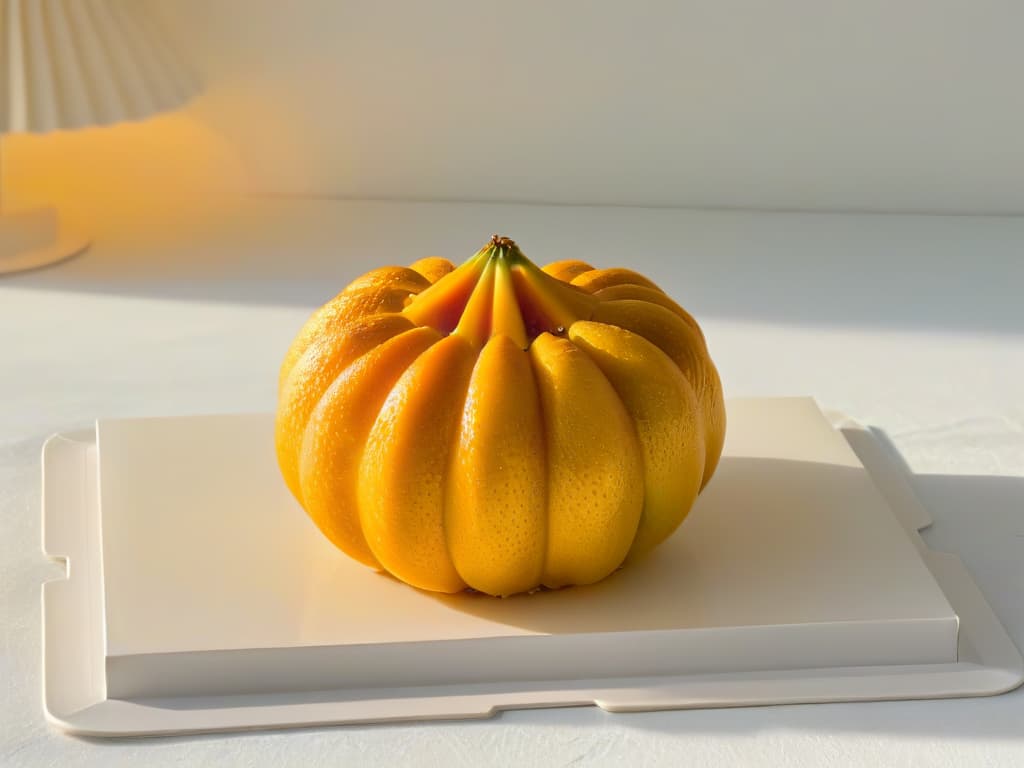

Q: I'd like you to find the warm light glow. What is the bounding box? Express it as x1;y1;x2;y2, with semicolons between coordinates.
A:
3;103;246;237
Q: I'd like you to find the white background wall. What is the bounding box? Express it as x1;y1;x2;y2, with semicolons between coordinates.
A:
154;0;1024;214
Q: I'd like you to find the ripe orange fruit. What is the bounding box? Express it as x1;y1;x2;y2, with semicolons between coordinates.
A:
276;236;725;596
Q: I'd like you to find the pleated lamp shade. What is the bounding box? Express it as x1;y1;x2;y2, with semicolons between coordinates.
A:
0;0;198;272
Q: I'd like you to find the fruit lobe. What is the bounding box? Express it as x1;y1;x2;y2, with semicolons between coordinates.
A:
277;236;725;596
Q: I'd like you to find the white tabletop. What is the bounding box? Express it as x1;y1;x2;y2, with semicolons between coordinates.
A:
3;199;1022;766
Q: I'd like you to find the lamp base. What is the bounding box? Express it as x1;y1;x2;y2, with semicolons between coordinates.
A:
0;207;89;275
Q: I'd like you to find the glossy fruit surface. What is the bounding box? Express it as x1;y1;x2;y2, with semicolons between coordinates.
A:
277;236;725;596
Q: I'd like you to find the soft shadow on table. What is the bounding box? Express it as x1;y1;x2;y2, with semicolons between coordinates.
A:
424;443;1023;642
3;202;1022;335
425;456;888;635
569;459;1024;742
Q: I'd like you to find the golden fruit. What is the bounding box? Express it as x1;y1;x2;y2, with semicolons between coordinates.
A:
276;236;725;596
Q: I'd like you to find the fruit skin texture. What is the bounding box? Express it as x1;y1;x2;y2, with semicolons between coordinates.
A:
276;238;725;597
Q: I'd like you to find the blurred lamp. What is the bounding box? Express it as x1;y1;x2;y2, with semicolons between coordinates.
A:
0;0;196;274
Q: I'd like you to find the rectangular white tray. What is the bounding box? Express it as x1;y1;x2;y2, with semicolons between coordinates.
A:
41;398;1023;736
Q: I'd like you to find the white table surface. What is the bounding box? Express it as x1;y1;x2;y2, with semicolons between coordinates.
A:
2;199;1022;766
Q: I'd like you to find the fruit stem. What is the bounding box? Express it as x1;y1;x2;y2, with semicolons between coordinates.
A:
404;235;597;348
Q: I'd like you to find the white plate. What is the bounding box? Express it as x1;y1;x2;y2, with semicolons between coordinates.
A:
40;398;1023;736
